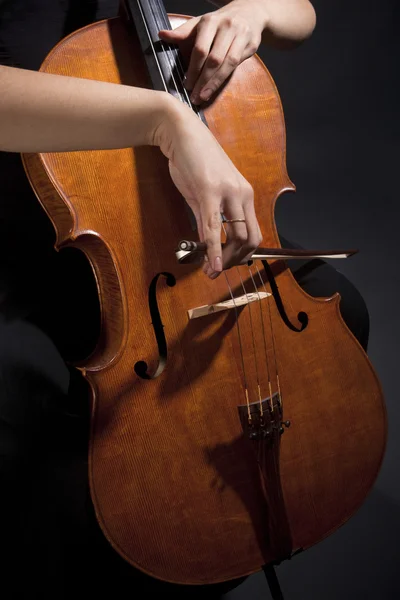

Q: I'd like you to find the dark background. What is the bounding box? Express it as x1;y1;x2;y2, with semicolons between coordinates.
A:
0;0;398;597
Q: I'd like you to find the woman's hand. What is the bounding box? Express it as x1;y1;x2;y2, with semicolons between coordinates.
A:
0;66;260;280
155;98;262;279
158;0;268;106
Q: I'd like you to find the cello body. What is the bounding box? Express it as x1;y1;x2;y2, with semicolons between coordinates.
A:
22;8;386;585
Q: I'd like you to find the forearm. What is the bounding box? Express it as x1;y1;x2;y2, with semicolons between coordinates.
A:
207;0;316;48
0;65;178;153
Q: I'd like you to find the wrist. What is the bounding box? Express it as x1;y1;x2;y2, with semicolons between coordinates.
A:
236;0;270;30
150;93;199;158
212;0;270;30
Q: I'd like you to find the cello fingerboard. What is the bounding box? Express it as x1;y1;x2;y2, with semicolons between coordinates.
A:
120;0;203;115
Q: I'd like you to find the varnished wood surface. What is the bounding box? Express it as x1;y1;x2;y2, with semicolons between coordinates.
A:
22;15;387;584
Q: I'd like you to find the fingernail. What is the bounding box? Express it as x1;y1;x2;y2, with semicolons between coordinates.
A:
190;95;199;104
209;271;220;280
200;88;212;101
213;256;222;272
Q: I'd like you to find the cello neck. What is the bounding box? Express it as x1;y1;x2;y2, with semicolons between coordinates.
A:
119;0;190;103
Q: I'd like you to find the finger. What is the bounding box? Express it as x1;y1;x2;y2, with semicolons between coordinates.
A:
200;35;250;103
201;204;223;274
197;212;204;243
221;220;248;270
184;19;218;94
189;204;204;243
238;198;262;265
202;255;213;277
158;19;200;68
158;18;198;43
196;33;249;104
221;196;260;268
218;199;248;269
189;28;236;103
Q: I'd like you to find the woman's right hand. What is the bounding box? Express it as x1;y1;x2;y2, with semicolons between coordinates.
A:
0;67;261;280
154;97;262;279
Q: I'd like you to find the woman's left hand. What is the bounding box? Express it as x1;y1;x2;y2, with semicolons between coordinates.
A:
158;0;268;105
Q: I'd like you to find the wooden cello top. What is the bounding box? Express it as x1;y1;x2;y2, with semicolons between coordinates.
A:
21;2;387;584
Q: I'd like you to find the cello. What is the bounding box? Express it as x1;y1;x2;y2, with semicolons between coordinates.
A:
21;0;387;589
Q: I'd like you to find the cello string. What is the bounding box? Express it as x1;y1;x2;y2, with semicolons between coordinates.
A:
135;0;197;110
220;224;252;420
147;5;284;507
137;2;253;420
255;263;282;412
222;216;274;418
245;263;273;415
244;262;283;531
134;0;168;92
222;270;252;422
233;264;264;415
152;0;201;115
247;263;284;533
234;263;283;513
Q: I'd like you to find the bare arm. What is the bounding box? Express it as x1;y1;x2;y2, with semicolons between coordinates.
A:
159;0;316;102
0;65;175;153
0;64;261;276
207;0;317;48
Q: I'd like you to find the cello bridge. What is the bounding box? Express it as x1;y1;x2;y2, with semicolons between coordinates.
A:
187;291;271;320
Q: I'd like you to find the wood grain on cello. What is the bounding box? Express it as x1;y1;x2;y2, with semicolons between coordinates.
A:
21;0;387;585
